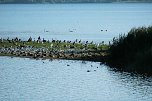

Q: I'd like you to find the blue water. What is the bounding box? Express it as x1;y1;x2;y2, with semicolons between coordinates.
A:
0;56;152;101
0;3;152;43
0;3;152;101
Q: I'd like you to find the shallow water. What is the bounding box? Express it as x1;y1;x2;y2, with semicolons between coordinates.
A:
0;3;152;43
0;56;152;101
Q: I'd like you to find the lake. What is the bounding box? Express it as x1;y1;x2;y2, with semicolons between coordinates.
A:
0;3;152;101
0;56;152;101
0;3;152;43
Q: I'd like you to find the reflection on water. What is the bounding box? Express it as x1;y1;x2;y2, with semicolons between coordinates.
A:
107;69;152;101
0;56;152;101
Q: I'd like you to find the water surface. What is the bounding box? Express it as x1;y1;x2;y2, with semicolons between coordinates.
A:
0;3;152;42
0;56;152;101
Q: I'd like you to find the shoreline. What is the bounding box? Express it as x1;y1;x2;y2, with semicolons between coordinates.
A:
0;37;109;63
0;51;107;62
2;25;152;76
0;53;106;63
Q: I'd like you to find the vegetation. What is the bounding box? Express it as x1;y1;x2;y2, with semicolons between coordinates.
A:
0;37;109;61
1;26;152;75
0;38;109;51
108;26;152;75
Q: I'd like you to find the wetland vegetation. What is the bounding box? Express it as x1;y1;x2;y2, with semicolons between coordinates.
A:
108;26;152;75
0;25;152;75
0;36;109;62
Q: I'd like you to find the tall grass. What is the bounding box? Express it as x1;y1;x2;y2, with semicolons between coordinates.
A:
108;26;152;75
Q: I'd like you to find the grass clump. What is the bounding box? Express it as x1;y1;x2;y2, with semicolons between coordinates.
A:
108;26;152;75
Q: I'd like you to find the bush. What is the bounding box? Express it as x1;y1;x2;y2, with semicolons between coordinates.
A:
108;26;152;74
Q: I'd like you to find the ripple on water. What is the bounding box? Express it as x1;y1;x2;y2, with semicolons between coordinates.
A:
0;56;152;101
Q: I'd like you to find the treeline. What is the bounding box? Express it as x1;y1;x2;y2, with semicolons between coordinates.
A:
0;0;152;4
108;26;152;75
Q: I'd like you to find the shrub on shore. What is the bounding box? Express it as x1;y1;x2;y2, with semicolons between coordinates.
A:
108;26;152;74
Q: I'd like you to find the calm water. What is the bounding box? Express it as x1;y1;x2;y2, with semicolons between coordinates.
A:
0;56;152;101
0;3;152;43
0;4;152;100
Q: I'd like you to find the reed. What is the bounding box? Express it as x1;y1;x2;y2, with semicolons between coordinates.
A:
108;26;152;75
